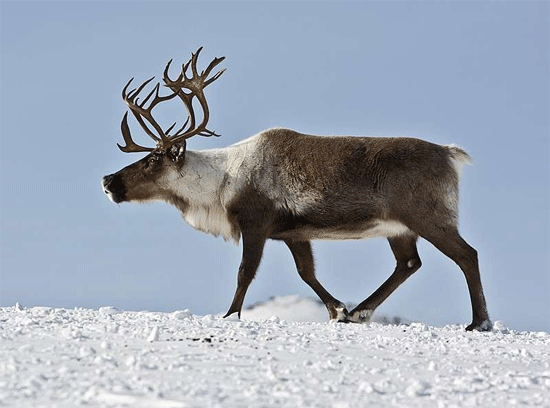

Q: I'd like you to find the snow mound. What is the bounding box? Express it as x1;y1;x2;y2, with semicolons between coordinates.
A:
242;294;408;324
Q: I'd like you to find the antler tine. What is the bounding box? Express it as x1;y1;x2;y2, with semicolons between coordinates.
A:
205;67;226;87
202;55;225;75
165;121;177;135
190;46;203;78
167;116;190;138
121;77;134;99
203;56;226;86
117;112;155;153
125;76;155;102
163;59;184;84
182;60;192;79
138;82;160;108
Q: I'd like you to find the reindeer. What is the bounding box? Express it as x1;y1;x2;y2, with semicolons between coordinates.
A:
102;48;491;331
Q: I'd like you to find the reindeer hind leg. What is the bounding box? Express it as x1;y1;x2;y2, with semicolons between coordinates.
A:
413;223;491;331
348;234;421;323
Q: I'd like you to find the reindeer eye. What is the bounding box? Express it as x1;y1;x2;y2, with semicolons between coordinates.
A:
145;155;161;169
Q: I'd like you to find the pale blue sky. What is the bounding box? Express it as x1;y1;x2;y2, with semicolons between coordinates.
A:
1;1;548;331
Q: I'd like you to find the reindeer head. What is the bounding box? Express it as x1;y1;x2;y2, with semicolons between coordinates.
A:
102;47;225;204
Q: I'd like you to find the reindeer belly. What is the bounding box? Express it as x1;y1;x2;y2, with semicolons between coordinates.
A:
312;219;412;240
271;213;412;241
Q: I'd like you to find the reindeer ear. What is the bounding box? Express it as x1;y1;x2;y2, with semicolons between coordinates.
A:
168;140;187;162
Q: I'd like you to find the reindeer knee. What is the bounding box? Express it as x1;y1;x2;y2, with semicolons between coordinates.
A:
407;257;422;270
399;257;421;276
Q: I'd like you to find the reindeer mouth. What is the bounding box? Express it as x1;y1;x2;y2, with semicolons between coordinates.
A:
102;174;126;204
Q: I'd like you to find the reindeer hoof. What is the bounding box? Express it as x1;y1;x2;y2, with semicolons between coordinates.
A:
328;303;350;322
466;319;492;332
223;309;241;319
346;309;374;324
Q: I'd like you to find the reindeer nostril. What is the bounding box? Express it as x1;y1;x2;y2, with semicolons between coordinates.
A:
102;174;114;190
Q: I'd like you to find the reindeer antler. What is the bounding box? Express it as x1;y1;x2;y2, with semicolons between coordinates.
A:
162;47;226;143
117;47;226;154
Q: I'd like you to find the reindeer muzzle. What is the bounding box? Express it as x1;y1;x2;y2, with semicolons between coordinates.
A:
102;174;126;204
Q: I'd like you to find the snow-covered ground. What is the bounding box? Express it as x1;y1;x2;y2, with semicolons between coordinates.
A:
1;297;549;408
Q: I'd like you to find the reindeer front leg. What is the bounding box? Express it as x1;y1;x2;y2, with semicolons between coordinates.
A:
223;232;266;318
285;240;349;322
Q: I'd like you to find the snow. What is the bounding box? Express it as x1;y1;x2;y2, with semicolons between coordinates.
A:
1;298;549;408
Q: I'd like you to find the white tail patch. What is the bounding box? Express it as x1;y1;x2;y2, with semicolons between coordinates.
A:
447;144;473;180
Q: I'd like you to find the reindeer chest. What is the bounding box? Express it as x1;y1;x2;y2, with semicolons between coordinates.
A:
182;203;239;243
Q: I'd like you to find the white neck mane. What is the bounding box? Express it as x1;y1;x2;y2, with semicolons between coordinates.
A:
170;138;257;243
